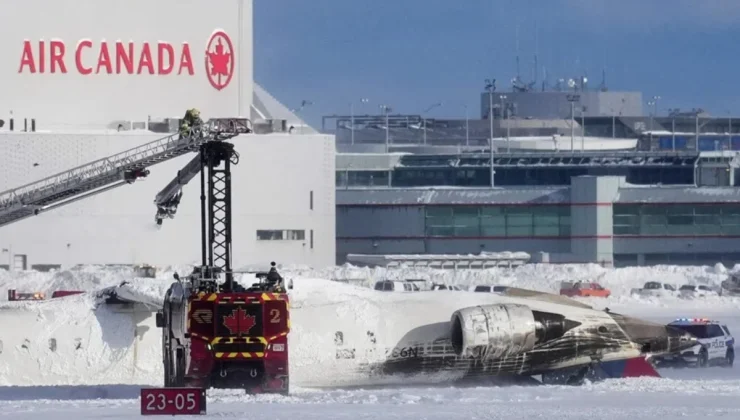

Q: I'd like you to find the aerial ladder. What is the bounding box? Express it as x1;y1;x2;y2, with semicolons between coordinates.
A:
0;118;250;228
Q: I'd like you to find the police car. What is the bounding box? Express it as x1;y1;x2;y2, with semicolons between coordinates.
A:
652;318;734;368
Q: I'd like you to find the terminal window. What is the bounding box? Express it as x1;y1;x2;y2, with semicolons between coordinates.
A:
613;204;740;236
256;230;306;241
424;205;570;237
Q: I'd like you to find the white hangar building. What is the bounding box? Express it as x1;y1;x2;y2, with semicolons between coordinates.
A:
0;0;336;270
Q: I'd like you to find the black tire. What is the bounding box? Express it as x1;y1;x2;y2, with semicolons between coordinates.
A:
725;349;734;368
174;348;186;387
163;330;172;386
697;349;709;368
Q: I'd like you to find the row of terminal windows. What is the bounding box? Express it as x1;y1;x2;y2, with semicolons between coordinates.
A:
256;229;315;248
256;230;306;240
336;168;694;188
613;204;740;235
614;252;740;267
424;206;571;237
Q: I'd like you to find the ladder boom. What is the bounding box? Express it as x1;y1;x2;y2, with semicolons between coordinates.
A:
0;118;250;228
153;154;202;225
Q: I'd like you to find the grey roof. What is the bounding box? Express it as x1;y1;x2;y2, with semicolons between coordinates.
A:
616;187;740;204
251;83;318;134
337;187;570;206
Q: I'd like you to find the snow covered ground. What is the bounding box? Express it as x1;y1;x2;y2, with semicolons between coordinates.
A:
3;374;740;420
1;262;740;419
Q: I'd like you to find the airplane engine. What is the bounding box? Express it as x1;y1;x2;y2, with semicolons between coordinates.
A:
450;304;576;360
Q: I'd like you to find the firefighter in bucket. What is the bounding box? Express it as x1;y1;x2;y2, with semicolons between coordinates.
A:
179;108;203;139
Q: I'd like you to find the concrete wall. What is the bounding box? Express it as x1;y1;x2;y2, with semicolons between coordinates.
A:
0;131;336;269
0;0;253;129
568;176;624;265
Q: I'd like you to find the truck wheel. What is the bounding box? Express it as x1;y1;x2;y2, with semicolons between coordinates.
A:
724;349;734;368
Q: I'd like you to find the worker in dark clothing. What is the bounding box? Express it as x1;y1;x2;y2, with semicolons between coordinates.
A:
265;261;285;292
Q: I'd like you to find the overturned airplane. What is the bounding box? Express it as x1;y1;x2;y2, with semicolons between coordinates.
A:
294;285;697;387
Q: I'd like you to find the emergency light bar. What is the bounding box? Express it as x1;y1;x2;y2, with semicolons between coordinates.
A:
674;318;712;323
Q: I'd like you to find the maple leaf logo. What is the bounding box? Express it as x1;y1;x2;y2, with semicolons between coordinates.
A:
223;307;256;335
205;31;235;91
207;41;230;77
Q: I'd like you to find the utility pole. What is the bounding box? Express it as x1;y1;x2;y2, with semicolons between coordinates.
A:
350;98;369;145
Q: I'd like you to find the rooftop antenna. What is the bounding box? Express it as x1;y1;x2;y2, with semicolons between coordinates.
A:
599;67;608;92
533;21;539;87
516;23;521;81
542;66;548;92
512;23;529;92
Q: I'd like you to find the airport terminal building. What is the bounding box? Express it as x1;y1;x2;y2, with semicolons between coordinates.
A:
336;151;740;267
330;80;740;268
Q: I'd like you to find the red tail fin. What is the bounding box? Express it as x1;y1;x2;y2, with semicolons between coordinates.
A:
622;356;660;378
599;356;661;379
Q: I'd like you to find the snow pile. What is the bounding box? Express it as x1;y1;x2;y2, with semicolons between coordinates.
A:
293;262;733;294
0;264;195;302
2;262;739;305
0;292;161;386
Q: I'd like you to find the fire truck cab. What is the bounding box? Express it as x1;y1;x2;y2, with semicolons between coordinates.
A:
156;265;290;394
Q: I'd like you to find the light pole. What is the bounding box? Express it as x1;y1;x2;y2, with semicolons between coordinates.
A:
566;94;580;152
652;95;660;118
293;100;313;134
727;110;733;149
668;108;680;151
350;98;369;145
462;104;470;146
580;106;586;151
648;95;660;132
485;79;495;144
484;79;496;187
423;102;442;145
499;95;509;152
380;104;392;153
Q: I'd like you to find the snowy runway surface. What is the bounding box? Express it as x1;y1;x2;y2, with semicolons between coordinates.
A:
3;373;740;420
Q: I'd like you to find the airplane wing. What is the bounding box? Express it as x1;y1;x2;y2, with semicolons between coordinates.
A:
500;287;593;309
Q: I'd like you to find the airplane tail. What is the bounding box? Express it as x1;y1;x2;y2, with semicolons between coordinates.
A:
596;356;661;379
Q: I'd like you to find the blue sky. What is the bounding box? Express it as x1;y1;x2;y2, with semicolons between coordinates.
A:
254;0;740;128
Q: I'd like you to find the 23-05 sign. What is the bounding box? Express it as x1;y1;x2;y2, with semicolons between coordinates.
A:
140;388;206;415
